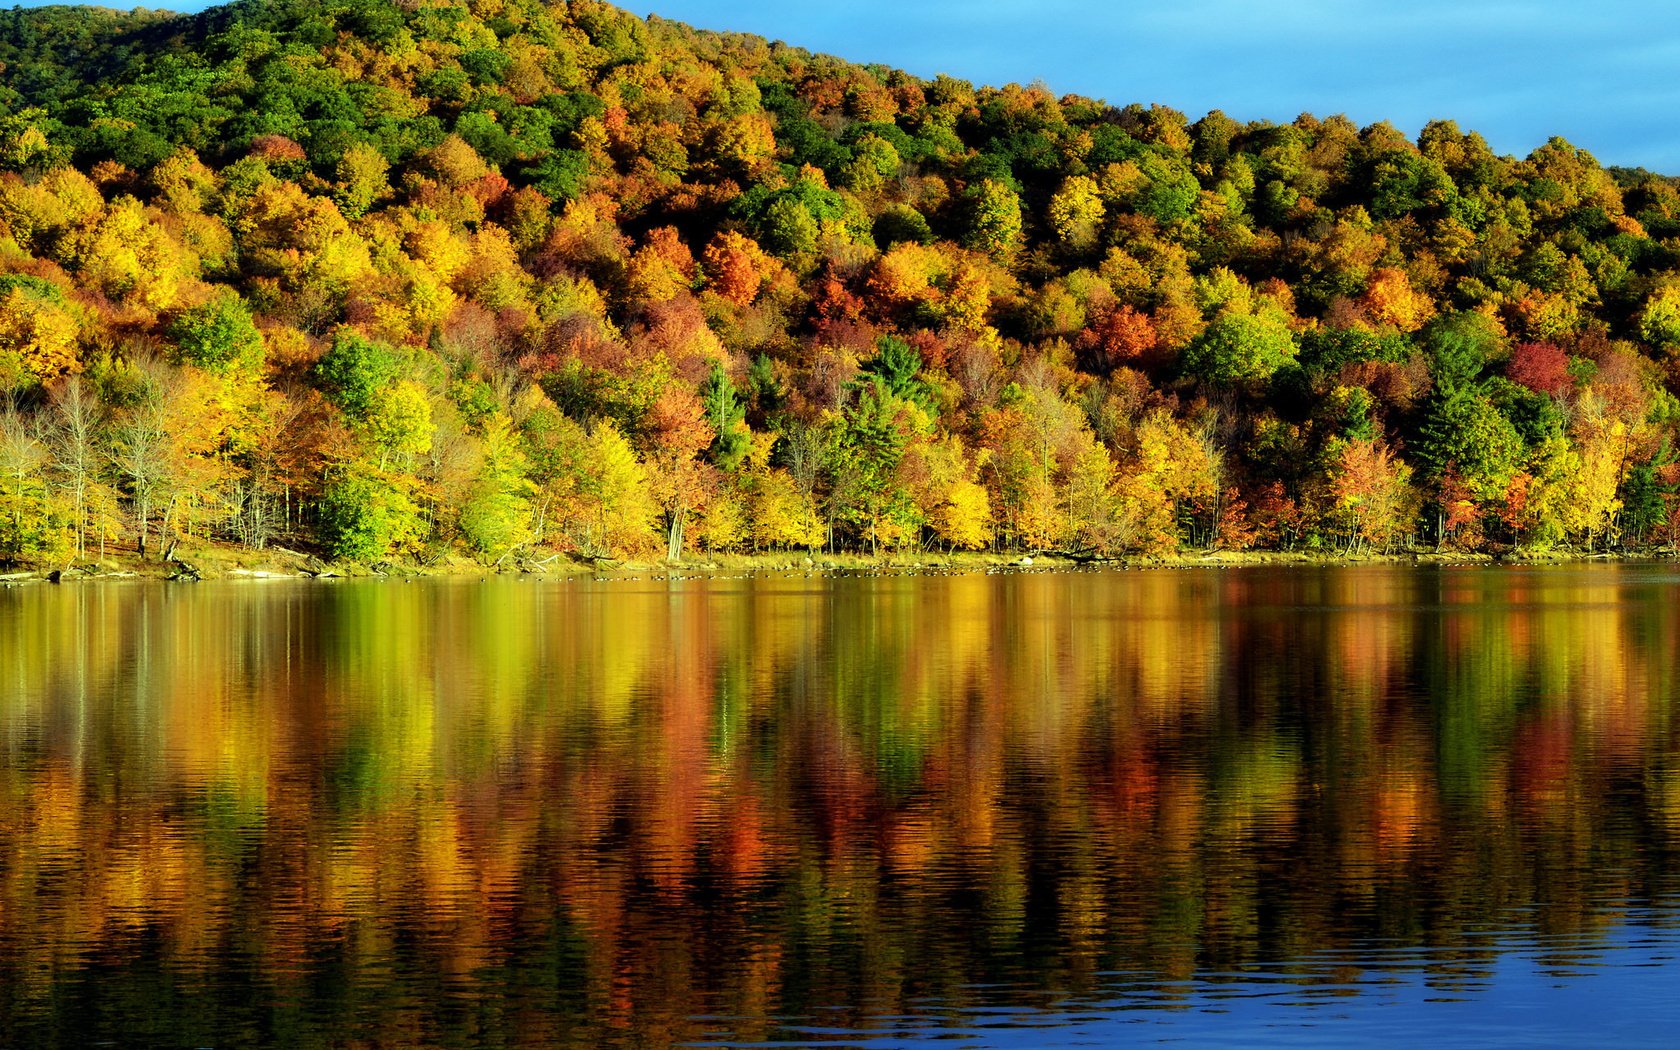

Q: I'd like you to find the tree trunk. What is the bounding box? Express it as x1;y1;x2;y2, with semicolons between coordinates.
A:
666;508;685;563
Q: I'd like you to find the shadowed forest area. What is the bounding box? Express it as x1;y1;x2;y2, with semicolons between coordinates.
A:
4;0;1680;569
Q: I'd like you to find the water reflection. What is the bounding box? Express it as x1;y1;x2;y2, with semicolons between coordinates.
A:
2;565;1680;1047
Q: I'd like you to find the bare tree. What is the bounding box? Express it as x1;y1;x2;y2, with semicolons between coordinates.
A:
47;377;105;560
108;381;171;560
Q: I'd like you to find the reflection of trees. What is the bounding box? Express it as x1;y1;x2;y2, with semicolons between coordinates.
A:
1;566;1678;1045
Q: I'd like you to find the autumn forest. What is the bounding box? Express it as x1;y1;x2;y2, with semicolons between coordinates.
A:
3;0;1680;568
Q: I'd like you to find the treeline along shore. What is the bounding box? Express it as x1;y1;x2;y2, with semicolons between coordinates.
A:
5;0;1680;578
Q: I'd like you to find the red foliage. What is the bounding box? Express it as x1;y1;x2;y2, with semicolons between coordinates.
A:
1250;482;1301;548
642;227;698;282
1215;487;1257;551
1498;472;1535;536
1506;341;1571;397
464;171;511;209
628;295;722;378
811;263;867;328
1434;467;1482;548
646;385;713;459
248;135;306;164
1076;304;1159;372
1588;345;1649;422
906;330;948;371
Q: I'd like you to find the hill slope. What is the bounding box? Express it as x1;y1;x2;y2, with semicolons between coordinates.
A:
2;0;1679;567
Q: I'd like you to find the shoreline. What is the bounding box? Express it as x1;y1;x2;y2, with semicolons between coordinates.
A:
1;544;1674;586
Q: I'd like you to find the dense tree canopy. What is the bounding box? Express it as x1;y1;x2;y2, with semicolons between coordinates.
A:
1;0;1680;567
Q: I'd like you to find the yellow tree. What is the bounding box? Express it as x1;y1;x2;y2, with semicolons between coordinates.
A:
749;468;822;551
1557;394;1629;549
1048;175;1105;250
0;282;79;386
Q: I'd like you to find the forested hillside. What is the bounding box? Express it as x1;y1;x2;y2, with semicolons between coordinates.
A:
3;0;1680;567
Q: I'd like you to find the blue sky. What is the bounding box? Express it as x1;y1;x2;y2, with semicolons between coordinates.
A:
14;0;1680;172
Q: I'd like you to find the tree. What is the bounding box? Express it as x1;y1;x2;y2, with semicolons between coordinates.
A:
1423;311;1505;395
1181;312;1296;385
316;332;402;421
935;478;993;550
1619;460;1668;545
702;231;778;306
333;143;391;218
1048;175;1104;250
749;468;821;550
578;420;660;556
1641;285;1680;350
458;413;533;564
318;462;426;563
1506;341;1571;397
699;362;749;471
47;376;113;560
0;408;64;565
1329;437;1415;553
366;380;434;469
0;283;79;387
168;293;263;376
1415;389;1525;500
961;178;1022;259
107;376;172;559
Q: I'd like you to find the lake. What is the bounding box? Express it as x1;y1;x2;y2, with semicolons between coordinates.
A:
3;564;1680;1048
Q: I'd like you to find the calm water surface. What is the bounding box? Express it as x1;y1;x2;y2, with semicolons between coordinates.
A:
4;564;1680;1047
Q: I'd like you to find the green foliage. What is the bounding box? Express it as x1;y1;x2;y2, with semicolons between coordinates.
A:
1297;326;1411;375
318;463;425;563
450;376;500;432
961;178;1022;258
873;205;934;247
1134;152;1202;224
1368;150;1454;219
1416;389;1525;498
1182;313;1297;386
736;179;846;256
366;380;434;466
1485;376;1565;447
1619;460;1668;542
316;333;401;422
0;275;67;306
459;414;532;563
1423;312;1506;394
700;362;748;470
168;294;264;376
861;335;927;404
527;149;591;201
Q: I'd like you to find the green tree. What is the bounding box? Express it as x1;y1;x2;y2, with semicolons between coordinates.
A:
459;413;533;564
168;293;264;376
1416;389;1525;500
318;462;426;563
366;380;434;469
961;178;1022;259
316;332;401;421
699;362;748;471
1618;459;1668;544
1181;312;1297;385
1424;311;1505;394
333;142;392;218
